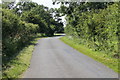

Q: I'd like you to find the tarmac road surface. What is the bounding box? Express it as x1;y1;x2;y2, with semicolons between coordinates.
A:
23;35;118;78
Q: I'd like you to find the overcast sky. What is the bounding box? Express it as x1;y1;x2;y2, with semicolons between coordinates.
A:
32;0;61;9
0;0;60;8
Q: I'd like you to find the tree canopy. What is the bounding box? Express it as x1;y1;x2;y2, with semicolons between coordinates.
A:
2;1;64;70
58;2;119;58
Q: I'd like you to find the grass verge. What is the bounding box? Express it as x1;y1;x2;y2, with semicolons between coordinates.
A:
60;36;119;73
3;35;41;79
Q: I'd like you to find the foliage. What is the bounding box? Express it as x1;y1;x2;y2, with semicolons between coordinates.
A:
61;2;119;58
19;2;64;36
2;9;39;64
3;34;41;79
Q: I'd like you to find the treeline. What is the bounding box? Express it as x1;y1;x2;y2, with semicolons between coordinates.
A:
2;1;64;67
60;2;119;58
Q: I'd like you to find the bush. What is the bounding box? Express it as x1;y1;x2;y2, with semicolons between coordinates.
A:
65;3;119;58
2;9;39;65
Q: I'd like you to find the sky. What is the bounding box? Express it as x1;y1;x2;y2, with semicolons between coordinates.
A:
0;0;61;8
32;0;61;9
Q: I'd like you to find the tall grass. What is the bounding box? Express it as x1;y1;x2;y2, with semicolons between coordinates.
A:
2;34;41;79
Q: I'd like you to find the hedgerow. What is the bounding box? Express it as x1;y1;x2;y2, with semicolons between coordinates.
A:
64;3;119;58
2;9;39;65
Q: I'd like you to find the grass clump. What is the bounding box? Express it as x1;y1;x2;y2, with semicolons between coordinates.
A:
2;35;41;79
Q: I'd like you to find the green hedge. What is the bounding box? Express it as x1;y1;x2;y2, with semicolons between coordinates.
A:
2;9;39;65
65;3;119;58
